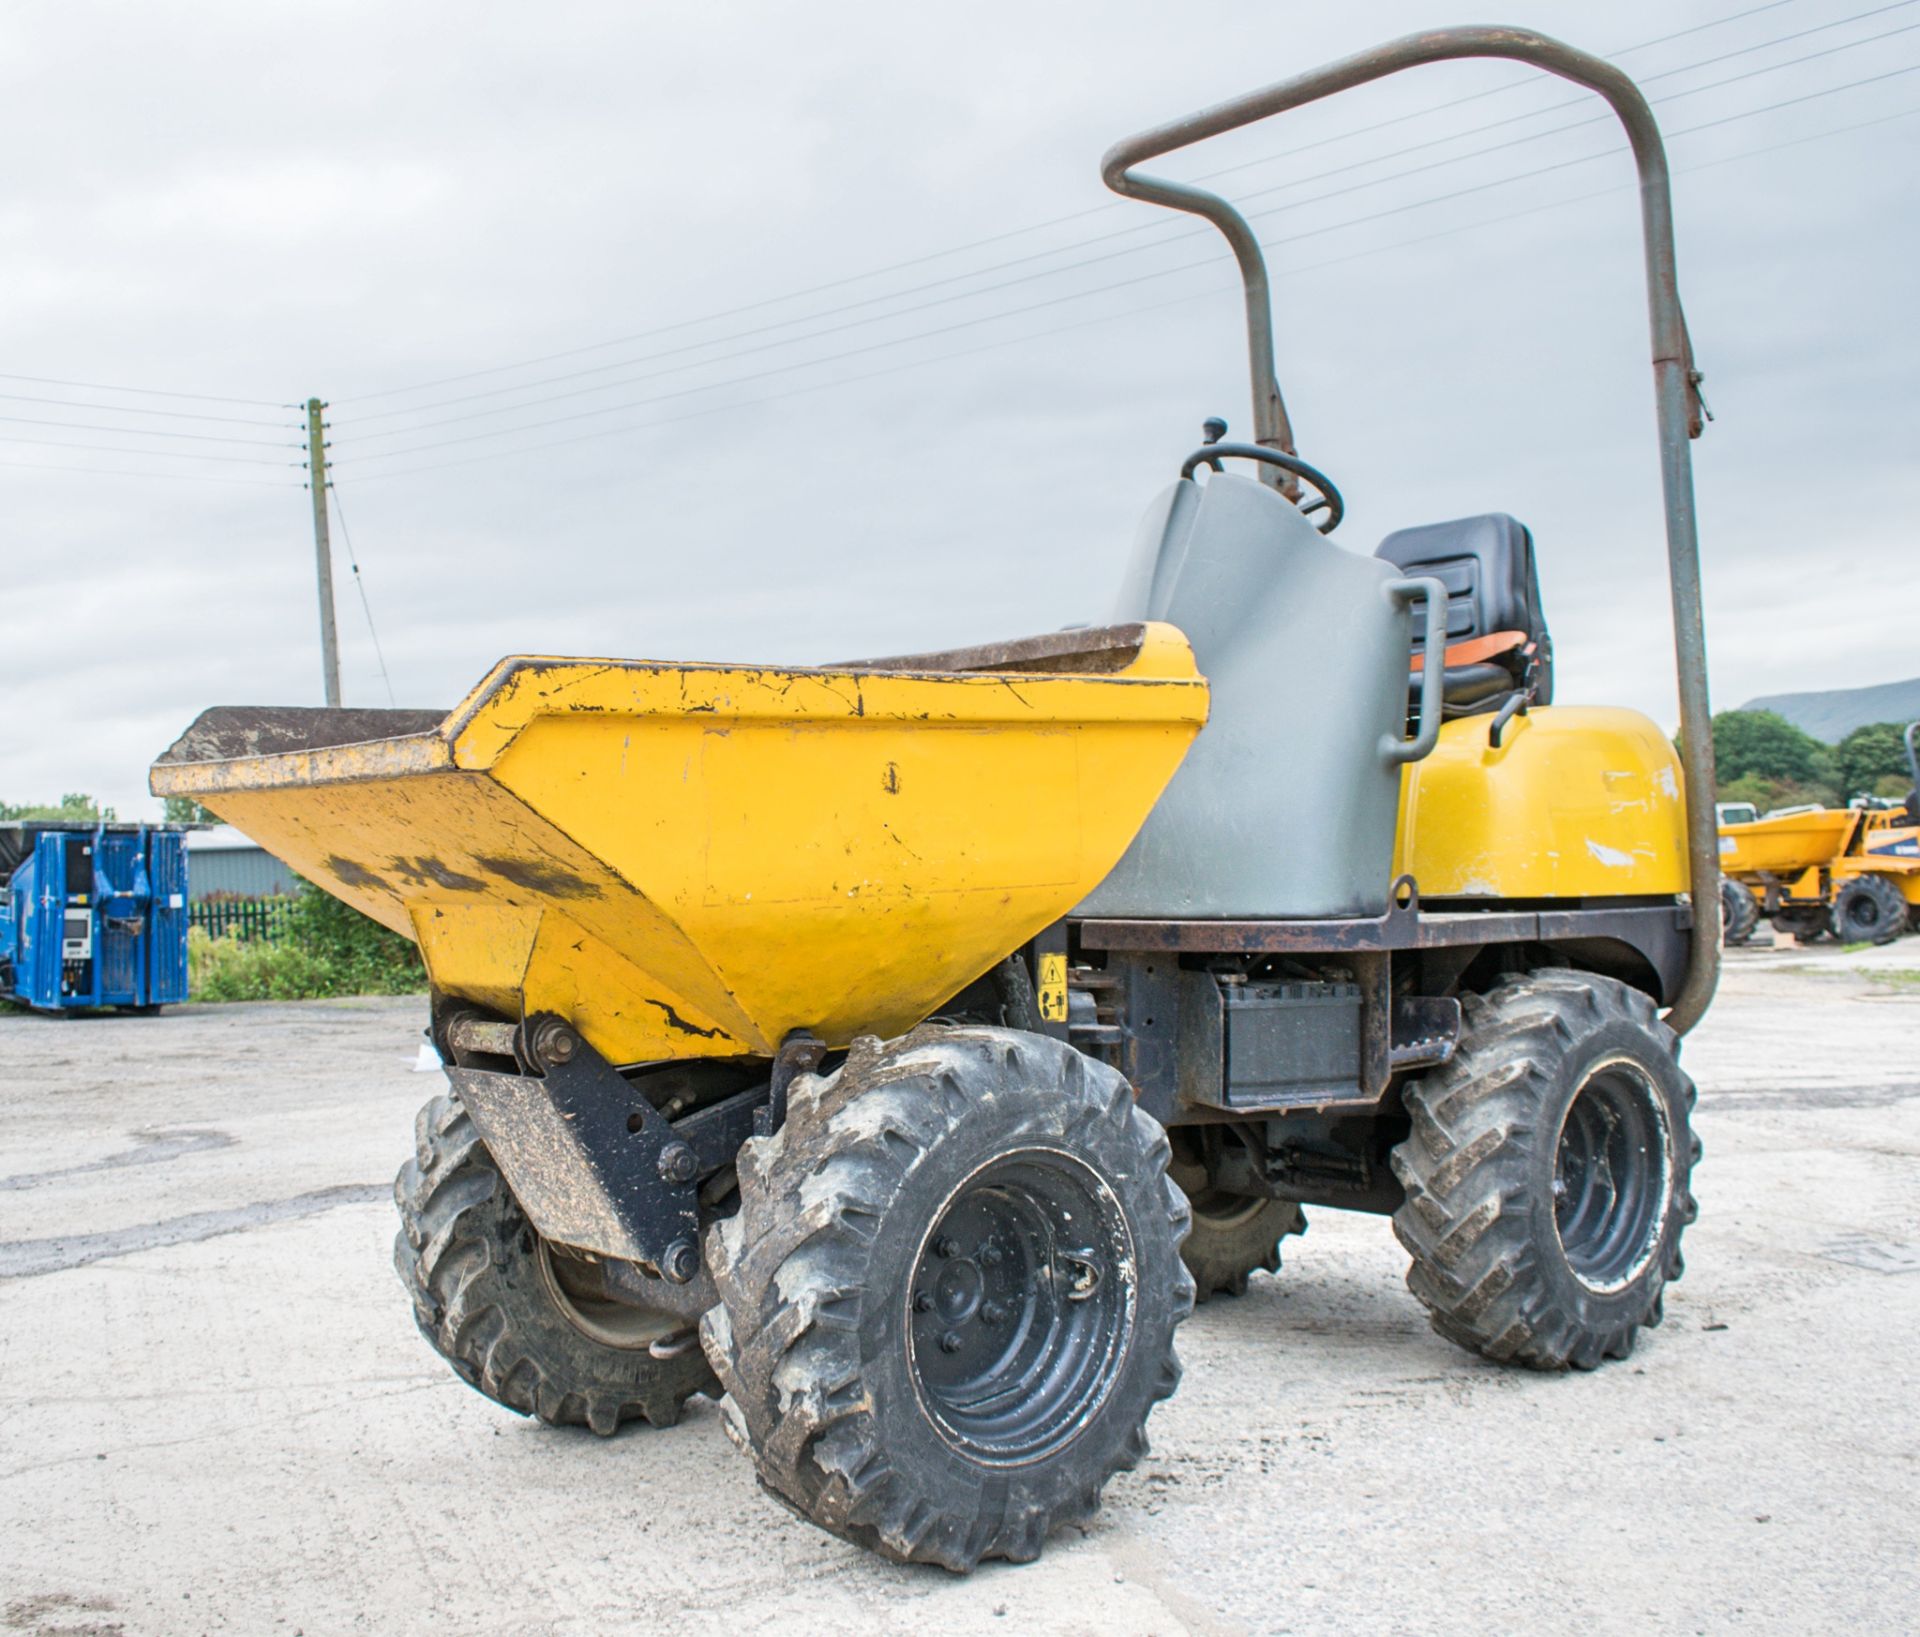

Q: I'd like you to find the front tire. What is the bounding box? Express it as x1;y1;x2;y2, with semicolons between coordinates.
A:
1391;972;1698;1371
701;1026;1192;1572
393;1093;718;1434
1830;873;1907;945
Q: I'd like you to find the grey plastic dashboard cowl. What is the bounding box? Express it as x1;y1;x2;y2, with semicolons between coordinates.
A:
1077;473;1419;920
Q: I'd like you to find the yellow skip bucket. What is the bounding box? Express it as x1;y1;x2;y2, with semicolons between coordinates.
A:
1718;807;1856;877
153;624;1208;1063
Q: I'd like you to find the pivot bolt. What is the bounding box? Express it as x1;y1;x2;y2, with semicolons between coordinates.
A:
656;1141;697;1184
935;1236;961;1259
660;1236;700;1285
913;1291;934;1314
980;1301;1006;1324
532;1019;577;1067
938;1331;963;1354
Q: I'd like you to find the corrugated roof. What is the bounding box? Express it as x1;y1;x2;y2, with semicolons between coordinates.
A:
183;824;269;852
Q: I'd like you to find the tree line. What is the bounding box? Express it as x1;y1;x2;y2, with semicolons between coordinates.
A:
0;795;214;824
1712;712;1916;812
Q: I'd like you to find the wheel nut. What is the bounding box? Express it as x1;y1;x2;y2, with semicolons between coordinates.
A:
938;1330;963;1354
936;1236;961;1258
660;1236;700;1285
656;1140;697;1184
980;1301;1006;1324
979;1243;1004;1266
913;1291;934;1313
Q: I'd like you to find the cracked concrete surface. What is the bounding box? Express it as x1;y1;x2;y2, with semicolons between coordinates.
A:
0;950;1915;1635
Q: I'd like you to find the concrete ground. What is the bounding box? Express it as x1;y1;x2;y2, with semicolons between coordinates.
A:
2;944;1915;1636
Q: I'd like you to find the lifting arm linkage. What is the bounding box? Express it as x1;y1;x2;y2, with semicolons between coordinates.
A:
1101;24;1719;1032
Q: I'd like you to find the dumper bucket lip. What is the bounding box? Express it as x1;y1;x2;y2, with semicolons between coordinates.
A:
153;623;1207;798
151;706;453;795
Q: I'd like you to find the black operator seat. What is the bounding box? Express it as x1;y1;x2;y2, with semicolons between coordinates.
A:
1375;512;1554;717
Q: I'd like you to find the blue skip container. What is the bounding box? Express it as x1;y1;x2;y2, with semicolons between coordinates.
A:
0;823;189;1013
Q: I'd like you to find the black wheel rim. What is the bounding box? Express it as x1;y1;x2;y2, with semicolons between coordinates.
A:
908;1148;1135;1466
1188;1187;1268;1232
1552;1060;1672;1293
538;1242;682;1350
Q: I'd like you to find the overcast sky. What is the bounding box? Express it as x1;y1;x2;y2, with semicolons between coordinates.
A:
3;0;1916;818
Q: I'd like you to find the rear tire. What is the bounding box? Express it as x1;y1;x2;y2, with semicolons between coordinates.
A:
1719;878;1759;946
701;1026;1192;1572
1772;906;1827;944
1830;874;1907;945
1168;1129;1304;1302
393;1092;718;1434
1391;972;1698;1371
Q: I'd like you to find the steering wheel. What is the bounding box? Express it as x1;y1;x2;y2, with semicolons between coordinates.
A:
1180;440;1345;534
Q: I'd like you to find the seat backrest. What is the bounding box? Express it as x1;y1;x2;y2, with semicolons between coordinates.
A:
1375;513;1553;704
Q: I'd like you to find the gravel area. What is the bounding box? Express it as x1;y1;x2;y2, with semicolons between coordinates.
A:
2;946;1915;1635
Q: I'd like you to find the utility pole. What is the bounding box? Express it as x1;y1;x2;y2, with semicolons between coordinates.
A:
304;397;342;707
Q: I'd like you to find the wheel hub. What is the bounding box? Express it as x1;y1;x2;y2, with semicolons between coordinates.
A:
1552;1058;1672;1294
907;1149;1135;1466
932;1256;984;1323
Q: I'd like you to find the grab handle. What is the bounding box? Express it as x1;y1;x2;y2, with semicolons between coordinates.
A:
1382;577;1447;766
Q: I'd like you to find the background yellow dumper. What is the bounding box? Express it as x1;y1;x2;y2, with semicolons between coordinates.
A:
1719;766;1920;946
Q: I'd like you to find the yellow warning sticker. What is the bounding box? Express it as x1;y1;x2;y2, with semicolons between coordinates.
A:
1038;952;1068;1023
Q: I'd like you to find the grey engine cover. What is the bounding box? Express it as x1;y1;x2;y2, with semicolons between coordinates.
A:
1077;472;1417;920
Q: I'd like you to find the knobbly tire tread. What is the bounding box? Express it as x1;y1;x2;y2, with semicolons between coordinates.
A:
1772;906;1827;943
393;1092;717;1435
700;1025;1193;1572
1181;1196;1306;1303
1719;877;1760;946
1390;971;1699;1371
1830;873;1907;946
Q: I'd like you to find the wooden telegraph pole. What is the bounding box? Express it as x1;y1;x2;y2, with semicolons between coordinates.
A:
305;396;342;707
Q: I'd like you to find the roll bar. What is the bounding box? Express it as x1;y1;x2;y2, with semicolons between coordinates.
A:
1102;25;1719;1032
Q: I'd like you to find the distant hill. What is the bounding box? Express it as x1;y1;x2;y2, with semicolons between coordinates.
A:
1741;676;1920;743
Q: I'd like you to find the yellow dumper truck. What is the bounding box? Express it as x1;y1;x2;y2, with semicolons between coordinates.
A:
1719;739;1920;946
154;27;1718;1572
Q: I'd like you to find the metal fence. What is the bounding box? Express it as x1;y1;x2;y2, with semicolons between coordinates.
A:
188;896;296;943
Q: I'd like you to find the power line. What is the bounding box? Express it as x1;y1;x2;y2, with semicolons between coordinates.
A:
0;432;304;466
0;412;303;448
0;456;299;488
337;4;1918;443
327;484;398;707
0;370;286;408
1227;0;1920;212
336;58;1920;469
0;390;293;428
336;0;1813;408
350;95;1920;484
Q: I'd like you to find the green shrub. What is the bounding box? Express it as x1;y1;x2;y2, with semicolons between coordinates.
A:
189;926;342;1002
1716;772;1835;814
187;882;425;1002
284;881;426;996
